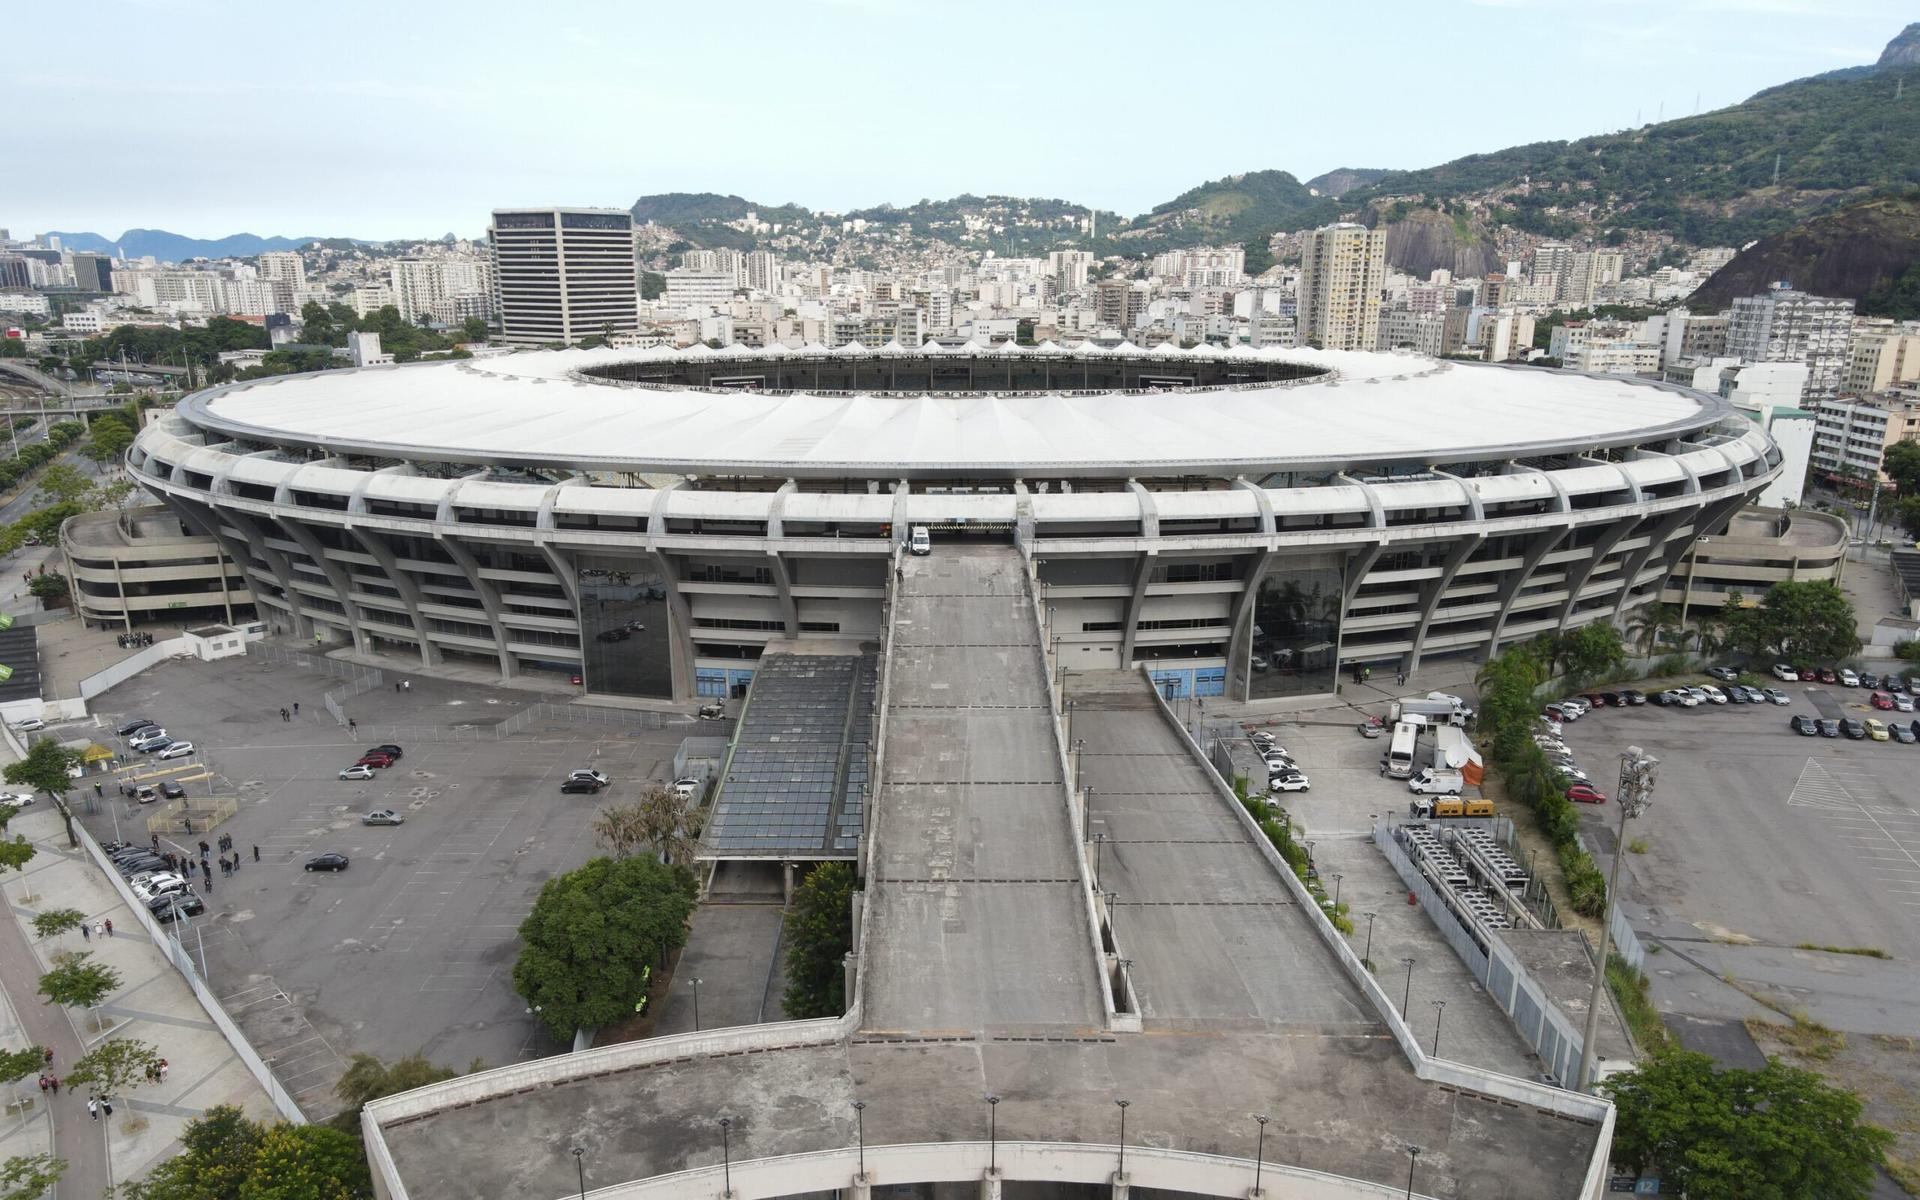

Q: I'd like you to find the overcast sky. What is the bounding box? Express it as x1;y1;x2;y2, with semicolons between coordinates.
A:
3;0;1910;241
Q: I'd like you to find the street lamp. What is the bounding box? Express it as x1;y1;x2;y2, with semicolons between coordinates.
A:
1331;872;1345;911
1362;911;1377;970
1106;891;1120;947
986;1094;1000;1174
571;1146;586;1200
1400;957;1416;1015
1576;745;1658;1093
719;1117;733;1196
1252;1113;1270;1196
1405;1145;1421;1199
1114;1098;1131;1178
1091;831;1108;891
1430;999;1447;1056
690;977;702;1031
852;1100;866;1179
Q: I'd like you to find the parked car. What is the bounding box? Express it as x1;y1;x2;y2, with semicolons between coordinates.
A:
1619;690;1647;706
1727;686;1751;705
150;893;206;923
303;853;350;872
1762;688;1791;706
1580;693;1609;708
1865;718;1891;742
1898;693;1917;713
1698;685;1727;704
361;809;404;825
1894;724;1918;744
160;781;187;800
672;777;701;799
1862;673;1883;690
367;744;403;761
1840;669;1861;687
568;769;610;787
129;730;170;752
338;764;375;781
1358;719;1383;738
12;717;46;732
1840;717;1867;739
156;741;195;759
1817;718;1842;738
1815;667;1839;684
1890;676;1909;694
1269;771;1311;793
1790;715;1819;736
354;752;396;769
1706;666;1740;682
115;717;158;736
0;791;35;809
116;856;167;878
133;875;191;904
1566;783;1608;804
560;777;603;794
1656;689;1699;707
1772;664;1800;681
1871;692;1895;711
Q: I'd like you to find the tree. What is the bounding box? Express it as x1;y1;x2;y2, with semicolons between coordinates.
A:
1624;603;1678;657
1558;622;1626;684
26;571;69;608
33;464;93;507
458;316;489;344
1883;440;1920;496
30;907;85;940
331;1052;457;1131
237;1124;372;1200
0;1045;48;1113
62;1037;158;1123
1604;1048;1892;1200
1;1154;67;1200
511;855;696;1040
1725;580;1860;665
122;1104;262;1200
1895;494;1920;538
37;950;120;1013
80;419;134;464
5;737;82;848
782;861;856;1019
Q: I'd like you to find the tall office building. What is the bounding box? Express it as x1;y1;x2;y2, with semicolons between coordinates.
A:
489;207;638;346
1297;223;1385;351
71;253;114;292
1727;286;1855;400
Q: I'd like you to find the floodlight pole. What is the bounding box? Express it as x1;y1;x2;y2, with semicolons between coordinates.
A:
1576;745;1658;1093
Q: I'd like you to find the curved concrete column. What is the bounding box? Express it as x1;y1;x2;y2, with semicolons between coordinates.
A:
1487;526;1572;652
433;533;518;678
1233;477;1276;535
1126;479;1159;538
1553;518;1636;628
344;525;441;666
1405;532;1486;672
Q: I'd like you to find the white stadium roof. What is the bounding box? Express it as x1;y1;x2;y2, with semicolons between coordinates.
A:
183;344;1728;477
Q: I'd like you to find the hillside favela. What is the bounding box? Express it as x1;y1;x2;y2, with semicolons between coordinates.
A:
5;6;1920;1200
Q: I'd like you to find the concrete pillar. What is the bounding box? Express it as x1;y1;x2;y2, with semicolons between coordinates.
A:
1110;1174;1131;1198
841;951;856;1013
783;860;796;905
978;1169;1003;1198
849;1176;871;1200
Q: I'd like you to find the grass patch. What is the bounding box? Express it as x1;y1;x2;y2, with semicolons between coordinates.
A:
1606;953;1673;1052
1795;943;1892;959
1747;1016;1848;1062
1627;836;1649;854
1886;1154;1920;1197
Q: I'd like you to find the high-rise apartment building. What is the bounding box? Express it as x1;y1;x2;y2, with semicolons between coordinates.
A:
71;253;113;292
489;207;638;346
1297;223;1385;351
257;251;307;290
1845;324;1920;396
1048;250;1093;293
1727;287;1855;400
390;257;493;323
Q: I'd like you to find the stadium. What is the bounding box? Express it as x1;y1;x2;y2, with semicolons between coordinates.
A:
128;342;1782;703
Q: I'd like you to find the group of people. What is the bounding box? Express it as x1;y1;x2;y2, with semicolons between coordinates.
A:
278;703;300;722
116;631;155;649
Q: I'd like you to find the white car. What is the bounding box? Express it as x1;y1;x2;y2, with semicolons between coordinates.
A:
1839;669;1861;687
1262;754;1295;772
1557;698;1590;715
1698;685;1727;705
1772;663;1799;681
11;717;46;732
1268;772;1311;793
672;776;701;799
569;769;611;787
1897;693;1917;713
338;764;375;781
156;741;195;759
132;874;191;903
0;792;34;809
1662;688;1700;707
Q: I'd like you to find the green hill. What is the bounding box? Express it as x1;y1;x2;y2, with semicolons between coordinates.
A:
1125;170;1338;246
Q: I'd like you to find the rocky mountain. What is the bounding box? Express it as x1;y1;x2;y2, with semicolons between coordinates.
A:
42;229;326;263
1687;190;1920;312
1879;21;1920;70
1304;168;1392;198
1372;207;1505;279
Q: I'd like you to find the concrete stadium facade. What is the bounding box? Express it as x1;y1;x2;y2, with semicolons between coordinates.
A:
127;343;1781;704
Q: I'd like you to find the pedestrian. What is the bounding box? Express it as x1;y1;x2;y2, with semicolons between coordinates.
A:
204;875;212;895
252;845;259;862
348;718;356;733
47;1075;57;1094
280;707;289;722
93;782;103;798
292;701;299;716
104;918;112;937
159;1058;168;1081
199;840;210;857
396;681;402;693
93;922;104;939
101;1099;112;1119
87;1098;98;1122
81;921;90;941
151;834;160;853
37;1075;47;1093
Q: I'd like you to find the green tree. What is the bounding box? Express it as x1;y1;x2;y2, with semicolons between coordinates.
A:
37;950;120;1013
782;861;856;1019
80;418;134;464
33;464;93;506
121;1104;263;1200
30;907;85;940
1625;603;1679;657
458;316;490;343
1604;1048;1892;1200
238;1124;371;1200
0;1045;49;1113
1;1154;67;1200
64;1037;160;1124
1883;440;1920;496
26;571;69;608
511;855;696;1040
4;737;82;847
330;1052;457;1131
1895;494;1920;539
1725;580;1860;665
1558;622;1627;684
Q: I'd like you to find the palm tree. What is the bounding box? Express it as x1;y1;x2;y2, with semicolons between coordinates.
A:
1625;603;1677;657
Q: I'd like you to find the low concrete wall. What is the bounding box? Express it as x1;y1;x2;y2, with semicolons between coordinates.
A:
77;635;193;700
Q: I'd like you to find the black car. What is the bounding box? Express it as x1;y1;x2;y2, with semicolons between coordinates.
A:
161;780;187;800
1619;690;1646;705
367;744;404;761
1817;719;1842;738
149;892;205;922
1890;677;1909;694
1862;673;1883;690
560;777;604;794
1728;687;1751;704
115;717;158;736
1840;718;1867;740
304;853;350;872
117;856;168;877
1790;715;1819;736
1649;691;1673;706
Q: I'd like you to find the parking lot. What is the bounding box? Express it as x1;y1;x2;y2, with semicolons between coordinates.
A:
57;653;708;1118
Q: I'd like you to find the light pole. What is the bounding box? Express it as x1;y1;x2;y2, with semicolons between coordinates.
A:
1092;831;1108;891
1252;1113;1270;1196
571;1146;586;1200
1115;1098;1131;1178
690;976;702;1031
1430;999;1447;1056
852;1100;866;1179
1577;745;1658;1092
1362;911;1377;970
1405;1145;1421;1199
1331;872;1345;911
1106;891;1119;947
1400;957;1416;1015
719;1117;732;1196
986;1094;1000;1174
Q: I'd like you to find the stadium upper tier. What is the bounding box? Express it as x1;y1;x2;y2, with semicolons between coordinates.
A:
173;343;1734;478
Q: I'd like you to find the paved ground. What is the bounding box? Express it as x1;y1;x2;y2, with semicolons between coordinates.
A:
862;546;1105;1034
56;653;709;1119
648;904;786;1036
0;805;280;1198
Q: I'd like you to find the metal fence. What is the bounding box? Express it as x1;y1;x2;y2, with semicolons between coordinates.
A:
1611;904;1647;973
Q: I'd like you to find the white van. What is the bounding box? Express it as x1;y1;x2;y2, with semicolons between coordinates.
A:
908;525;932;556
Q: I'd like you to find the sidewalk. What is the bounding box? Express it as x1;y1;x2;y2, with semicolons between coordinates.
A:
2;805;282;1194
0;929;56;1185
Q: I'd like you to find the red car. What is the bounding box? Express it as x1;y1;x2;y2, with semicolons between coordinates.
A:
355;752;396;769
1871;691;1895;710
1567;784;1608;804
1815;667;1839;684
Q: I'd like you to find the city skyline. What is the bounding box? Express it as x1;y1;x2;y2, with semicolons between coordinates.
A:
2;0;1909;240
